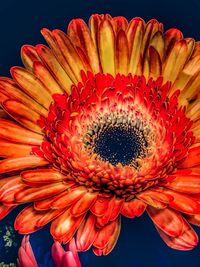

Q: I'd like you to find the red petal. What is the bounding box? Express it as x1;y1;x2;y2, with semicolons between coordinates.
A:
147;206;184;237
76;213;98;251
121;198;146;218
71;192;98;216
93;219;118;249
50;208;85;242
156;219;198;250
90;196;110;216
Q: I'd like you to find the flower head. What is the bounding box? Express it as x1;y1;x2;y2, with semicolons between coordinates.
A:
0;14;200;255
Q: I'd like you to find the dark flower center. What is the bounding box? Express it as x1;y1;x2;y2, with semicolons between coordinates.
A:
94;126;147;166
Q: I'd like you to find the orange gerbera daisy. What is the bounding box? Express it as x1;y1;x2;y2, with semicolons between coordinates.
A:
0;14;200;255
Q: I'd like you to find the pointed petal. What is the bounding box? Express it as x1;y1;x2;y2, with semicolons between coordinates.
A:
71;192;98;216
51;242;65;267
137;192;167;209
76;213;98;251
98;19;115;75
60;252;77;267
0;156;48;174
147;206;184;237
0;119;43;145
50;208;85;242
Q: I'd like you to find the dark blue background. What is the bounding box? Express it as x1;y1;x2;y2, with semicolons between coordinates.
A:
0;0;200;266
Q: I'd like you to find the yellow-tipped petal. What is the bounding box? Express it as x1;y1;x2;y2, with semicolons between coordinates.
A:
127;17;144;75
33;61;63;94
11;67;52;109
36;44;73;94
0;78;47;116
98;19;115;76
67;19;100;73
163;40;188;84
115;30;129;74
150;31;165;61
21;45;42;71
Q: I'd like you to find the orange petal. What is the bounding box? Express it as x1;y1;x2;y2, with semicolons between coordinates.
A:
50;208;85;242
164;28;183;57
0;203;16;219
147;207;184;237
90;196;110;216
156;219;198;250
0;119;43;145
40;28;77;84
127;17;144;75
0;77;47;116
109;198;124;221
76;213;98;251
36;209;65;228
112;16;128;33
100;217;121;255
93;219;119;249
166;174;200;194
33;61;63;94
0;177;26;205
71;192;98;216
180;146;200;168
21;169;65;184
15;183;68;203
98;19;115;76
52;30;87;81
0;156;48;174
164;189;200;215
163;40;188;84
0;139;32;158
21;45;42;70
11;67;52;109
115;30;129;74
14;205;45;234
137;192;167;209
186;213;200;226
2;99;41;133
67;18;100;74
149;46;162;78
96;197;116;227
51;187;86;209
121;198;146;218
